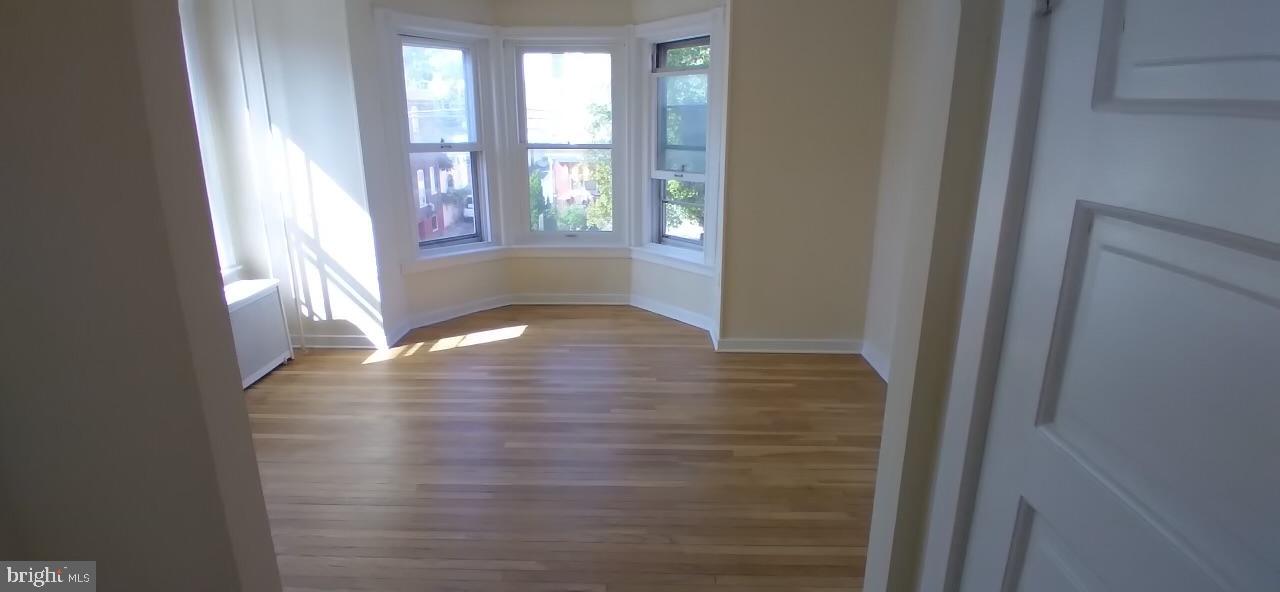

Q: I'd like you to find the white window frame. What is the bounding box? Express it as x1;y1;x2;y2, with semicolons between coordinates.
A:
632;10;727;270
650;36;711;250
378;13;500;255
179;0;240;277
501;29;630;247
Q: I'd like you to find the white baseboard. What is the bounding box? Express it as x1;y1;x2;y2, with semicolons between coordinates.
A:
291;333;381;349
389;295;515;346
387;293;714;347
860;342;891;381
715;337;862;354
628;295;713;331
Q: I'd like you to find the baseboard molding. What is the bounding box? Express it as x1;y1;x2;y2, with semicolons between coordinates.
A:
860;342;891;381
387;293;714;347
291;333;381;349
389;295;515;346
715;337;862;354
628;295;713;332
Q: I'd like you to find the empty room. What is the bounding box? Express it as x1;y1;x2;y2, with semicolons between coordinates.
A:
5;1;1277;591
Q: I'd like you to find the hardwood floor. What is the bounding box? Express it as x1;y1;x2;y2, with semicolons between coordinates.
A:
247;305;886;591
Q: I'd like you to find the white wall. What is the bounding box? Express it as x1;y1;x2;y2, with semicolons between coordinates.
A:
860;0;1000;588
862;179;910;377
182;0;273;284
253;0;398;348
0;1;278;588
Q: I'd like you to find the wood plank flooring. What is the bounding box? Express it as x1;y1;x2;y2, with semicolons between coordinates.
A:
247;305;886;591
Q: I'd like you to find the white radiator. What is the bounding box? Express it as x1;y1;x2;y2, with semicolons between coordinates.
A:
223;279;293;388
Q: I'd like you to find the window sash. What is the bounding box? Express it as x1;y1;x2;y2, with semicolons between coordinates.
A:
515;48;616;149
654;36;711;72
515;46;618;234
400;36;480;146
649;39;710;249
413;148;484;248
399;36;486;249
654;179;705;247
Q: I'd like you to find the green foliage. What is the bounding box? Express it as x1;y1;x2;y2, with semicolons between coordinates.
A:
659;180;705;228
584;107;614;231
585;149;612;231
557;206;587;230
665;45;711;69
529;170;550;230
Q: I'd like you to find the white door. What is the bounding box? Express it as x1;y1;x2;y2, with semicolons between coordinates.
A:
959;0;1280;590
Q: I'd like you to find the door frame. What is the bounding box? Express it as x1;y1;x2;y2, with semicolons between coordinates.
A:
913;0;1054;590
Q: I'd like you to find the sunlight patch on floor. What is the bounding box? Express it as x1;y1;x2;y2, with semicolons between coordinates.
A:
362;325;528;364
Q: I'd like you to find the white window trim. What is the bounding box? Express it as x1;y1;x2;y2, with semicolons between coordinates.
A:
375;12;729;278
499;28;631;247
179;0;239;275
631;9;727;274
375;11;502;256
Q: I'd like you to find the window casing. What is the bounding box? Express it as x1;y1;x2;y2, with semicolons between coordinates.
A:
179;0;238;274
514;45;619;237
398;37;487;249
650;36;710;249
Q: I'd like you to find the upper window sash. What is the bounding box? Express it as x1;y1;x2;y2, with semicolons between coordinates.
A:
650;37;710;178
514;44;616;148
653;35;711;73
400;35;481;151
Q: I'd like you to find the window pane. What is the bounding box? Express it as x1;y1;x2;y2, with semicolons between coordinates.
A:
528;148;613;232
402;44;472;144
409;151;478;243
657;37;710;70
658;73;708;173
522;52;612;145
662;203;704;243
660;179;705;244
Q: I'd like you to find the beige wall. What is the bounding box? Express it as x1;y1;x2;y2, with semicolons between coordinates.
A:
507;257;632;296
632;0;722;22
631;260;716;320
495;0;632;26
368;0;720;25
719;0;896;342
375;0;497;22
402;259;511;317
0;1;278;589
861;0;1000;589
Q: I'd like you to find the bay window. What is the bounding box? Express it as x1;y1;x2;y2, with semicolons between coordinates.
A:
399;39;486;248
383;13;723;261
516;48;617;234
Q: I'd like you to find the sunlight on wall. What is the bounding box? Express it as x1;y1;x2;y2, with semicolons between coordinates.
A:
272;126;387;348
362;325;529;364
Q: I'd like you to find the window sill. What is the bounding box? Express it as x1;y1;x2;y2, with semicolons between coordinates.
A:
631;244;715;277
401;243;506;274
401;244;717;277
